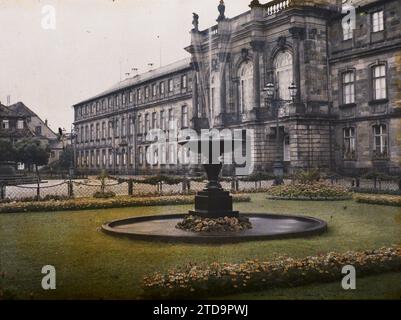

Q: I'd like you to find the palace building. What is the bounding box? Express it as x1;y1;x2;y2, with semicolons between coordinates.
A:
73;0;401;176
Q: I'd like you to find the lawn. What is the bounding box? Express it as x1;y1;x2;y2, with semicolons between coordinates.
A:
0;193;400;299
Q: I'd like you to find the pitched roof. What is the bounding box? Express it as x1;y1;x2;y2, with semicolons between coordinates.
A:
7;102;37;117
0;102;28;117
74;57;192;106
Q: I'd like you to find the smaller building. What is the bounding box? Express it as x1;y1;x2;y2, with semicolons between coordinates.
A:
0;101;68;167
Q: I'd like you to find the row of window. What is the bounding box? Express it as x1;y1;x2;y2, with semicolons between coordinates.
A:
77;148;133;167
77;106;189;143
343;9;384;41
77;118;134;143
343;124;388;160
76;74;189;119
1;119;24;130
341;63;387;105
137;106;188;135
76;143;190;168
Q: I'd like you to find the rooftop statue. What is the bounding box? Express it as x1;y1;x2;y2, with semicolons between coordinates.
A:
192;12;199;31
217;0;226;22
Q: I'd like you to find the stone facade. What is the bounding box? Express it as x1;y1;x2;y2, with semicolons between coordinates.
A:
73;0;401;176
73;59;193;174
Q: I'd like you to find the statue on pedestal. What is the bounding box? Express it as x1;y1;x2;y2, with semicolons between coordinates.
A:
192;12;199;31
217;0;226;22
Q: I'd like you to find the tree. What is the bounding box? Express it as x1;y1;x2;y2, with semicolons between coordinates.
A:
15;138;50;177
0;139;16;162
58;146;74;171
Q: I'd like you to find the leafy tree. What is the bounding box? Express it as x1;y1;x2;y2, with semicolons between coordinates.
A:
0;140;16;162
14;139;50;178
58;146;74;170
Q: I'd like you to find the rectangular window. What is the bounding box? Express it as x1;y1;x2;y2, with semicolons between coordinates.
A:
108;122;112;139
160;82;165;95
145;86;149;99
122;118;126;137
139;147;143;165
343;20;353;40
96;123;100;140
17;119;24;129
160;110;165;130
2;120;9;129
145;113;150;133
168;108;174;129
90;124;94;141
80;126;84;142
152;84;157;97
372;10;384;32
138;114;143;134
342;71;355;104
168;79;174;92
152;112;157;129
102;150;106;166
181;105;188;128
181;74;187;89
373;124;387;158
137;89;142;102
102;122;106;139
343;127;356;160
129;90;134;103
108;150;113;166
115;119;120;137
372;65;387;100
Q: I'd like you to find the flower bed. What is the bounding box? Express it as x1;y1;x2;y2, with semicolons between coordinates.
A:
142;246;401;299
266;182;351;200
0;194;250;214
354;194;401;206
176;215;252;233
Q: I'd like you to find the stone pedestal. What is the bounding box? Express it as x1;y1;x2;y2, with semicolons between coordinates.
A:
189;163;239;218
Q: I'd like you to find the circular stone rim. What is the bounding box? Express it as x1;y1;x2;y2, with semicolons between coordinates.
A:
101;213;327;244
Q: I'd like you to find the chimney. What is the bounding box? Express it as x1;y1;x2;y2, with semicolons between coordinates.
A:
45;119;48;126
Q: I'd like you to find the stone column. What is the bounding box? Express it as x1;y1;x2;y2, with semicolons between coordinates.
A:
191;67;199;119
250;40;265;109
289;27;305;104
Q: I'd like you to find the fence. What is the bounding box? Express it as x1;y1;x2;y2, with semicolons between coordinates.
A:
1;175;401;202
0;177;276;201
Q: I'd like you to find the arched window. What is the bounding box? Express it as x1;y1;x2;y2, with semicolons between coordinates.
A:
238;62;253;113
274;51;293;100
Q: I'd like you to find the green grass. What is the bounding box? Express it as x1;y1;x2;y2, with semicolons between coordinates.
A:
0;193;400;300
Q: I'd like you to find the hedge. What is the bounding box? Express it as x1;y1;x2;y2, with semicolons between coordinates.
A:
354;194;401;206
142;246;401;299
0;194;251;214
266;182;351;200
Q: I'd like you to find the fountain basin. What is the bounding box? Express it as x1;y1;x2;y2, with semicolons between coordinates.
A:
101;213;327;244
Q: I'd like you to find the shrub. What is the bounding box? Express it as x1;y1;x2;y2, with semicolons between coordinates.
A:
352;188;401;196
93;191;116;199
294;168;321;184
142;246;401;299
354;194;401;206
240;172;274;182
0;194;250;214
267;182;351;200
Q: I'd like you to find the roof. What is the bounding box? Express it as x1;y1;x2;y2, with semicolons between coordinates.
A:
0;102;29;117
7;101;37;117
74;57;192;106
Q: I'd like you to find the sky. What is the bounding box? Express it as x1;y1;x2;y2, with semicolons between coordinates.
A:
0;0;253;132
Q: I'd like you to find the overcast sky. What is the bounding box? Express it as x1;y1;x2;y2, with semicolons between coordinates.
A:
0;0;253;132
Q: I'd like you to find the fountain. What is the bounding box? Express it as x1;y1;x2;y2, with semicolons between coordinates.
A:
101;134;327;243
